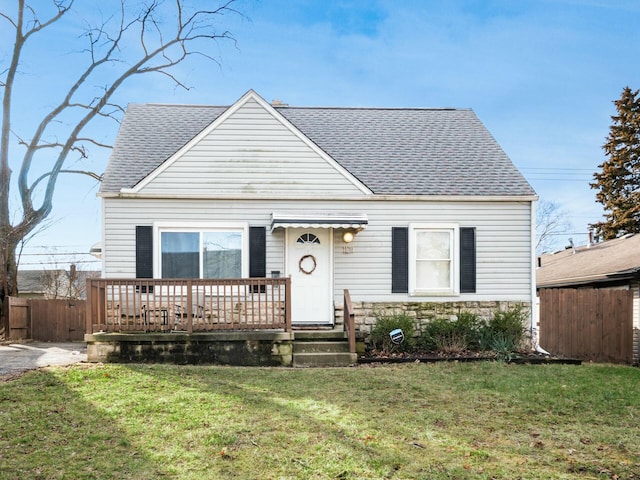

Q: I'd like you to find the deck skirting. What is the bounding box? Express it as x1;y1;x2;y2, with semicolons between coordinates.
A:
85;331;294;366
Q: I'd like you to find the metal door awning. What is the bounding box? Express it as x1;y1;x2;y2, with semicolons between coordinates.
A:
270;212;368;231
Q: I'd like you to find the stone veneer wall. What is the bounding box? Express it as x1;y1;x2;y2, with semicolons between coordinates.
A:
336;300;532;342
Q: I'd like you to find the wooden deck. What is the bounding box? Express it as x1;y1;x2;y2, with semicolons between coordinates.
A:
86;278;292;334
86;279;358;364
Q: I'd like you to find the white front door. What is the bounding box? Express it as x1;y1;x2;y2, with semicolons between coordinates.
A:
286;228;333;325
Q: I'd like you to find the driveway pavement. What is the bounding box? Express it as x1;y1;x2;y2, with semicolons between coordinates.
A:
0;342;87;378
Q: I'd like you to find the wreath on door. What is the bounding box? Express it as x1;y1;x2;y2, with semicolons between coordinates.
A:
298;254;317;275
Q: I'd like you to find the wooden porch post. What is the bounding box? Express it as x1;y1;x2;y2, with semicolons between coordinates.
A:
85;279;104;335
343;289;356;354
285;277;292;332
85;279;93;335
186;279;193;334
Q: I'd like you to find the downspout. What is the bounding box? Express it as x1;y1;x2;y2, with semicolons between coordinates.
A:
530;200;536;341
531;199;550;355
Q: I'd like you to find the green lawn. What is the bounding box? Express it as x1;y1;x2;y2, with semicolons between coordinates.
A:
1;362;639;479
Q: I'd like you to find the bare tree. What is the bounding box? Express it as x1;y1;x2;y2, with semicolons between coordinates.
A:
39;261;99;299
40;265;66;299
0;1;241;307
536;199;572;254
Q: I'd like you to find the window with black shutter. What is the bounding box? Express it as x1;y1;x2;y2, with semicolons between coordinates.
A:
391;224;477;295
136;226;153;279
249;226;266;278
391;227;409;293
460;227;476;293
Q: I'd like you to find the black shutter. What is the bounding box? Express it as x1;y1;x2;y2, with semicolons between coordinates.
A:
135;226;153;279
391;227;409;293
460;227;476;293
249;226;266;278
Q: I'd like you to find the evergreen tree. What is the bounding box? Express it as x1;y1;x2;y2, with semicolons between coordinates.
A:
590;87;640;240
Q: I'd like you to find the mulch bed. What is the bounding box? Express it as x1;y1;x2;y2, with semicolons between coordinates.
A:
358;350;582;365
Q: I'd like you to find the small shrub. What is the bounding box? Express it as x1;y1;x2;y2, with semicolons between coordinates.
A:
420;317;456;352
369;312;415;353
420;312;483;353
477;326;495;352
485;305;527;348
453;311;483;350
435;332;468;354
477;305;528;354
490;333;519;361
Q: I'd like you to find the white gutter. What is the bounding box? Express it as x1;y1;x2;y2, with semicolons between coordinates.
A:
100;192;539;202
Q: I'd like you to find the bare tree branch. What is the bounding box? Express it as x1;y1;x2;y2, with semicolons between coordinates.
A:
0;0;241;300
30;169;102;192
536;199;572;254
17;0;239;233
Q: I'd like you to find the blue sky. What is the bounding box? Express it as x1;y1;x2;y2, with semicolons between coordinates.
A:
5;0;640;269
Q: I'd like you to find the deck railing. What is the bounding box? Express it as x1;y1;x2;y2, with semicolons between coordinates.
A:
343;289;356;354
86;278;291;334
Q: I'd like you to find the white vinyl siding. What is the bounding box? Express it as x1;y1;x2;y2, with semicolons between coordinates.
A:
138;98;366;197
103;197;533;303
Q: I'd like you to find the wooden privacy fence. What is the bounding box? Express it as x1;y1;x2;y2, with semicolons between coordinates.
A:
538;287;634;364
6;297;86;342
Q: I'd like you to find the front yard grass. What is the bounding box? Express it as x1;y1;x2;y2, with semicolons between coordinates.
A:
1;362;639;479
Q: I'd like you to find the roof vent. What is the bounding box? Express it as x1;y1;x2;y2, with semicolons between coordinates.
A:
271;99;288;107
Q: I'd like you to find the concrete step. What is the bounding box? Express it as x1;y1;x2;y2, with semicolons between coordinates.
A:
293;340;351;354
293;330;348;341
292;352;358;368
292;329;358;366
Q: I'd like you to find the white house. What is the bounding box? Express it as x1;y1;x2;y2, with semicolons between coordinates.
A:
98;89;537;333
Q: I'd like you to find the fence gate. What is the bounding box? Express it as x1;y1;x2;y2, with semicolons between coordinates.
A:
7;297;86;342
538;287;633;364
8;297;29;340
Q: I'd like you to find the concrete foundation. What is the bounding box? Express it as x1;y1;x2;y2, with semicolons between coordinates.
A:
85;331;294;366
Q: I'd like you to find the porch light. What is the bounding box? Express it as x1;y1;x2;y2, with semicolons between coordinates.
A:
89;243;102;259
342;231;355;243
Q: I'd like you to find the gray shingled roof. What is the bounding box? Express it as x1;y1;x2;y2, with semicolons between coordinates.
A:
18;270;101;295
101;100;535;196
537;234;640;288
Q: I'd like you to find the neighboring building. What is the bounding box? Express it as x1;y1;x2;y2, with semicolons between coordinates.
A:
537;234;640;288
18;268;100;299
537;234;640;364
17;270;51;298
99;90;537;333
